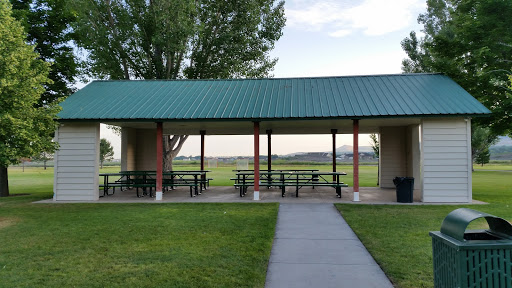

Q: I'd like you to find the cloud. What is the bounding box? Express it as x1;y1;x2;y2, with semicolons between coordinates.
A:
286;0;425;37
328;29;352;38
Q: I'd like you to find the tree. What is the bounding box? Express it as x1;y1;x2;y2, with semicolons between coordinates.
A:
475;148;490;167
471;126;498;170
100;138;114;168
369;133;379;185
10;0;79;103
0;0;59;197
401;0;512;137
72;0;285;171
32;151;53;170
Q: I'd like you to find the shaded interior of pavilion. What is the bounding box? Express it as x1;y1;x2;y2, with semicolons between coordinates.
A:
99;117;423;202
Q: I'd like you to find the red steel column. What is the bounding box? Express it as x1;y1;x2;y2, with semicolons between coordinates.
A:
266;129;272;172
254;122;260;200
353;120;360;201
156;122;163;200
200;130;206;189
200;130;205;171
331;129;337;181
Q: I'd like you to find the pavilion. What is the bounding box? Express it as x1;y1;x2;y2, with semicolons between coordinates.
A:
53;73;490;202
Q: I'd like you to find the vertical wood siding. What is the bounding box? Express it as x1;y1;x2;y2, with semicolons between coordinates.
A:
53;123;100;201
422;118;471;203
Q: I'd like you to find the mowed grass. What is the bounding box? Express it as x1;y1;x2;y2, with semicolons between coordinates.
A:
1;166;279;287
336;170;512;288
7;165;511;287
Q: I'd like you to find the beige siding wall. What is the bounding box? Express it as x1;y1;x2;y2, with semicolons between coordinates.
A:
135;129;156;171
379;126;407;188
421;118;471;203
53;123;100;201
121;127;137;171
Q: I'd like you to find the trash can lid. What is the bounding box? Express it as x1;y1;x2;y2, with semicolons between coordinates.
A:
440;208;512;241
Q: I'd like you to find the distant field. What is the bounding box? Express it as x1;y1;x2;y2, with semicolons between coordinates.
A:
472;163;512;170
8;164;377;193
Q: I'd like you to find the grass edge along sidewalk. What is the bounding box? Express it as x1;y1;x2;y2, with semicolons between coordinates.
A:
336;170;512;288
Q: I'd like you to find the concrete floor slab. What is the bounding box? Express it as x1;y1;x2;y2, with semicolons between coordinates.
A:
38;186;487;205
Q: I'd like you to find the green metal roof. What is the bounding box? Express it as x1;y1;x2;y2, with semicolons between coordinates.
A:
58;73;490;121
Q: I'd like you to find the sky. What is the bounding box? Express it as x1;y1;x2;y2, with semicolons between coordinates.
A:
99;0;427;158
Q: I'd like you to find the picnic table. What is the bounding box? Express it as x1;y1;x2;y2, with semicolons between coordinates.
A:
231;169;319;186
234;171;348;198
99;170;210;198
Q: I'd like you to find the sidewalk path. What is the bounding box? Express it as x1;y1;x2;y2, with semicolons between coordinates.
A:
265;203;394;288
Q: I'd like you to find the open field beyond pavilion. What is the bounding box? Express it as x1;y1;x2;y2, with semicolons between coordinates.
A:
1;164;512;288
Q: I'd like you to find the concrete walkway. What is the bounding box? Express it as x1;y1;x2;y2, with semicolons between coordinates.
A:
265;203;394;288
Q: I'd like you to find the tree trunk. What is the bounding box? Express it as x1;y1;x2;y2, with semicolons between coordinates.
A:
377;163;380;186
163;135;189;171
0;166;9;197
44;160;47;170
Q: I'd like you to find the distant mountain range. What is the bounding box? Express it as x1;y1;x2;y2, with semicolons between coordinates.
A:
283;136;511;158
335;145;374;153
493;136;512;147
284;145;374;156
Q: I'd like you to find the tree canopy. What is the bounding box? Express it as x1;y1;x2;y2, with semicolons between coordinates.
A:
73;0;285;80
10;0;79;103
72;0;286;170
401;0;512;136
0;0;60;196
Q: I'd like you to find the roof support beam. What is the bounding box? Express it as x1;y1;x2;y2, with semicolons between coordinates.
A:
155;122;163;201
353;120;360;202
254;122;260;200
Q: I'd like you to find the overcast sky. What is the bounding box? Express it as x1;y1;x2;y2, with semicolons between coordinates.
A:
100;0;427;158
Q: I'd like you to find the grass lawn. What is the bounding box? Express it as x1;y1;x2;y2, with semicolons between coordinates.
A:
336;170;512;288
1;167;279;287
5;165;510;287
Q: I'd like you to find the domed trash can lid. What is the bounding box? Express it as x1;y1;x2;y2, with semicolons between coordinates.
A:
437;208;512;242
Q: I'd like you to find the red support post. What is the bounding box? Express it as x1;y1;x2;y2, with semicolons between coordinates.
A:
353;120;360;201
156;122;163;200
254;122;260;200
200;130;206;189
200;130;205;171
331;129;337;181
266;130;272;172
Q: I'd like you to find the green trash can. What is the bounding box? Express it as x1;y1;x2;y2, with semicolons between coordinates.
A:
430;208;512;288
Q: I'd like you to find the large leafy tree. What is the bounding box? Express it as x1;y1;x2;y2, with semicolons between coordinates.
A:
9;0;79;103
0;0;60;197
72;0;285;170
401;0;512;137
